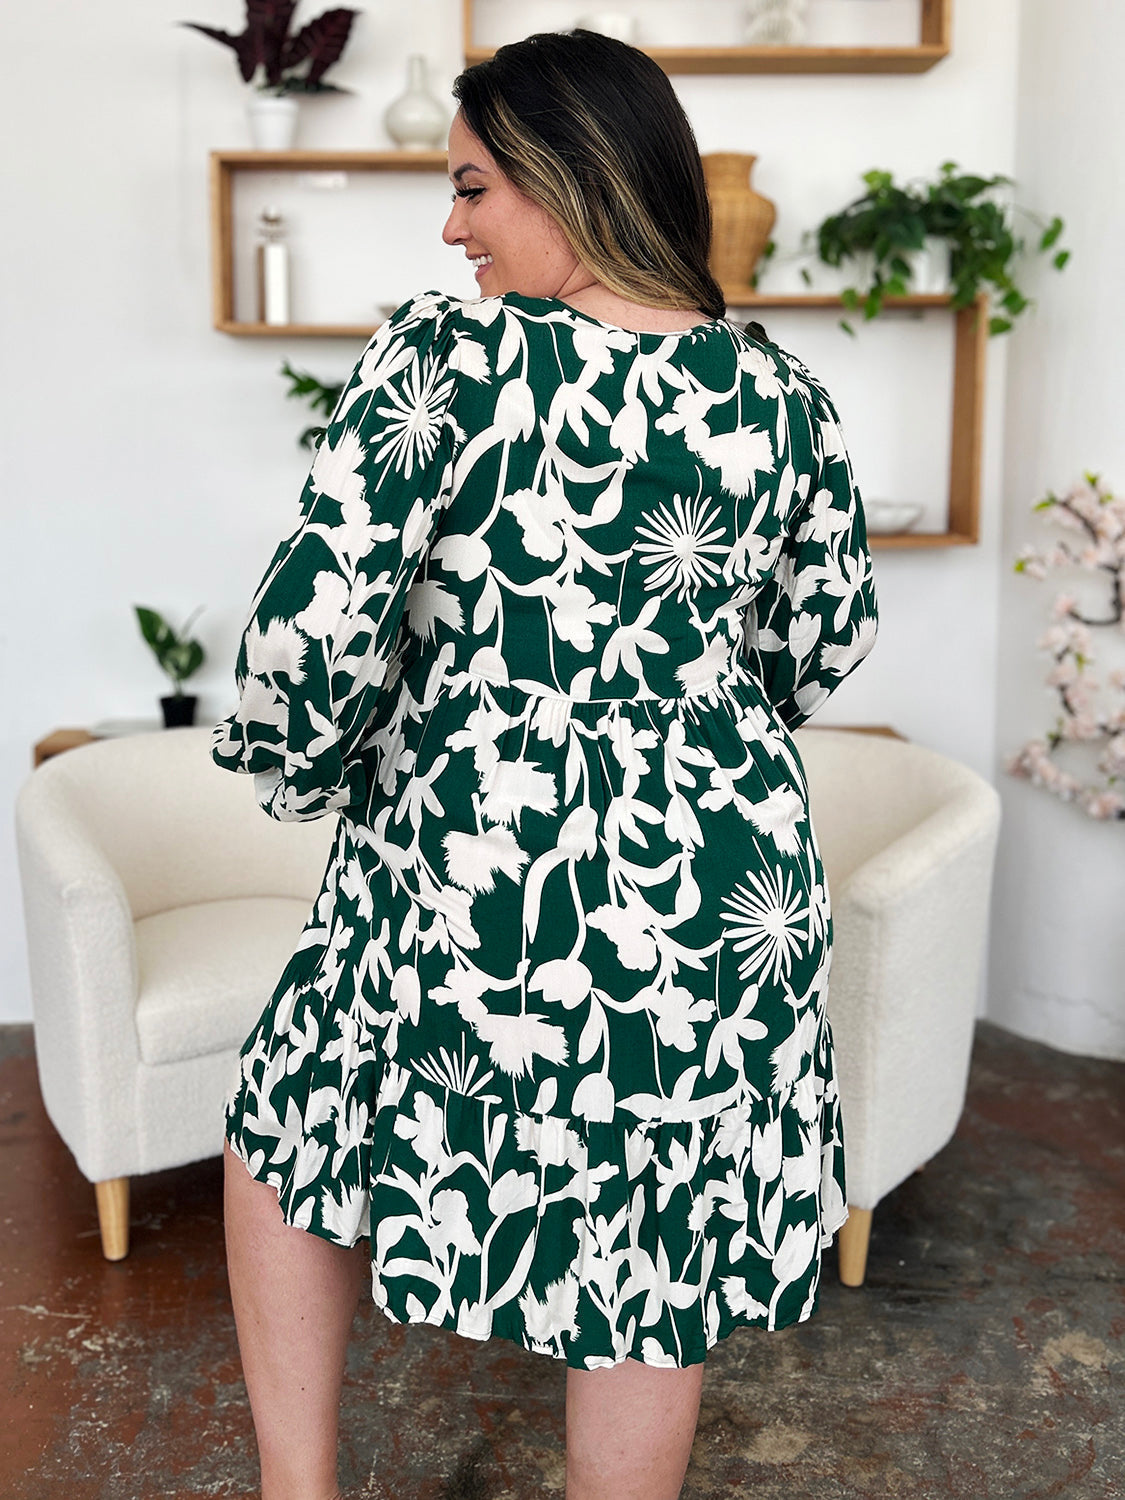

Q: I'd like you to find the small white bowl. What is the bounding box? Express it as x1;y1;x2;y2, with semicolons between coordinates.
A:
864;499;924;534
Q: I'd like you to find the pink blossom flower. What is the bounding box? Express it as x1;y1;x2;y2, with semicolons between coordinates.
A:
1047;658;1078;687
1052;504;1084;532
1067;490;1101;525
1069;714;1102;741
1083;790;1125;820
1011;471;1125;822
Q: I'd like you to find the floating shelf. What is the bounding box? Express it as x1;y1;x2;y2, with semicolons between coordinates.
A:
209;150;449;334
724;291;987;549
210;153;984;552
461;0;951;74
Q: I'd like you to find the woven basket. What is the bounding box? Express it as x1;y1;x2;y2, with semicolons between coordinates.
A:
702;153;776;293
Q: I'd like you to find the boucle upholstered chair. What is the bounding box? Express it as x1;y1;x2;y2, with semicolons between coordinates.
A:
14;727;336;1260
794;728;1002;1287
16;724;999;1282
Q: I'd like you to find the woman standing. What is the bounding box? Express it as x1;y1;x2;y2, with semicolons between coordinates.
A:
211;29;877;1500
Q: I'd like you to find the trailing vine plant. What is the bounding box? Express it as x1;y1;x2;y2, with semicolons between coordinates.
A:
809;162;1069;335
1007;474;1125;820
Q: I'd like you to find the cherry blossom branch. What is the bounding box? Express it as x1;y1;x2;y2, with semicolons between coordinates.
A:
1007;473;1125;820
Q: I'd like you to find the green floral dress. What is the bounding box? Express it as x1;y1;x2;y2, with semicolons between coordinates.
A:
211;290;878;1370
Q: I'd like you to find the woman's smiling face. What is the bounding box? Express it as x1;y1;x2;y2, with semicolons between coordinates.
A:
442;112;583;299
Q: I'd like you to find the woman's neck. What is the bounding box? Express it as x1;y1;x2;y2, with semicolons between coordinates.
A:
552;269;710;334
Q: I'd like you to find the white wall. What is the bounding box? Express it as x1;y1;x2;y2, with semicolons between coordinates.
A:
988;0;1125;1060
3;0;1027;1023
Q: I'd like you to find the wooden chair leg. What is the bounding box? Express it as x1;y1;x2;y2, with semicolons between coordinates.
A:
837;1206;873;1287
94;1177;130;1261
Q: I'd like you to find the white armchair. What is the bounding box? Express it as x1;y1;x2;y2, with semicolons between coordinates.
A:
14;727;336;1259
793;729;1002;1287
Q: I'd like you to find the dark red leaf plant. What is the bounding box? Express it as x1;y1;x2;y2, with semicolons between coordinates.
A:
181;1;360;94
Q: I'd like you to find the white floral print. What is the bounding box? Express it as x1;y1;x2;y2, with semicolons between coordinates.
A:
211;290;878;1369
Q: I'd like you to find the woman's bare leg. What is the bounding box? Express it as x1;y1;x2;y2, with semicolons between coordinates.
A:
223;1142;369;1500
565;1358;704;1500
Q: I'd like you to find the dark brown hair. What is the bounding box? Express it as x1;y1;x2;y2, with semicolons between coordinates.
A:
453;30;726;319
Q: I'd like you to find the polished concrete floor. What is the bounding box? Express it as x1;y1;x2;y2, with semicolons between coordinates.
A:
2;1018;1122;1499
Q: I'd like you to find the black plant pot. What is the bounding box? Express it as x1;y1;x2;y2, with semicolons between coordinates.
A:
161;694;198;728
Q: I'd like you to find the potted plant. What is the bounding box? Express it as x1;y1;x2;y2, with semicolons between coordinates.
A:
135;606;206;728
807;162;1069;335
182;2;360;149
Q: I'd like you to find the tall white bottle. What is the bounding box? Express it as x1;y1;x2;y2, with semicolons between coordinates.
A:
256;206;290;326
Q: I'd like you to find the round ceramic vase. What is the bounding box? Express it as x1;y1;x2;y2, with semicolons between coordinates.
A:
384;55;447;151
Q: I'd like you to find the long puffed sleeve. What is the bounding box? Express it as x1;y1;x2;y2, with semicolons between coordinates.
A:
743;384;878;730
210;292;464;820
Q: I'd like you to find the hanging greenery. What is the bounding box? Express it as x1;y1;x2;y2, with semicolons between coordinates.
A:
809;162;1069;335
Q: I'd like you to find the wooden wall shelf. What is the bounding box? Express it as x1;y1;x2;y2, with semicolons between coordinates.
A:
209;150;449;335
462;0;950;74
724;291;987;550
210;153;984;552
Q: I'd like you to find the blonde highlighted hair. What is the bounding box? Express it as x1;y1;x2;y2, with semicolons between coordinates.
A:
453;31;726;320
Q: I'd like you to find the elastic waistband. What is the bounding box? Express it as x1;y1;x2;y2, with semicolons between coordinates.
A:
440;660;761;709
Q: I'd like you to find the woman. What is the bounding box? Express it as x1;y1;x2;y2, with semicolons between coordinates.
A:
211;29;877;1500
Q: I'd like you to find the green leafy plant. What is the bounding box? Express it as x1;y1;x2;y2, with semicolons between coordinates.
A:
808;162;1069;335
280;360;344;448
134;606;206;696
181;1;360;95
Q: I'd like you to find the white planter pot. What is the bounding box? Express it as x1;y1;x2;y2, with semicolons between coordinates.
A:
908;236;951;294
247;94;299;151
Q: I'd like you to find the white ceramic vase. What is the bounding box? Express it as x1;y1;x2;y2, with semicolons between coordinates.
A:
384;55;447;151
744;0;808;46
576;12;638;43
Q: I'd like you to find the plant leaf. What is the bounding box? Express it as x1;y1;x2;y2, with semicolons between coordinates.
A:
1039;216;1064;250
183;640;206;677
247;0;298;85
283;9;357;85
181;21;259;82
135;606;170;652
